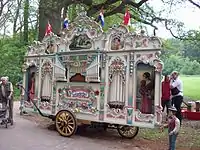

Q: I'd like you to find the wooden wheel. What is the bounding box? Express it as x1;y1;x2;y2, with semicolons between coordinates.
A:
117;125;139;139
55;110;77;137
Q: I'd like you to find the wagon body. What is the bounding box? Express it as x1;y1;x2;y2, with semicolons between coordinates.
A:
20;12;163;138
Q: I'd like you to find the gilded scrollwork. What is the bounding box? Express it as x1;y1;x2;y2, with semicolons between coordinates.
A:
22;59;39;73
131;34;162;49
154;105;163;125
107;108;126;119
105;25;162;51
106;104;126;119
62;12;104;50
41;59;53;79
101;52;108;68
39;101;51;110
58;85;99;115
135;53;163;73
108;57;126;84
27;41;47;55
153;59;163;73
135;110;154;123
129;52;134;75
69;34;92;50
40;59;53;101
26;32;67;56
107;56;127;117
108;25;128;51
24;100;34;108
67;12;103;37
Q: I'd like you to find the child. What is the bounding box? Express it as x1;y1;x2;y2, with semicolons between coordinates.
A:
161;75;171;116
160;106;180;150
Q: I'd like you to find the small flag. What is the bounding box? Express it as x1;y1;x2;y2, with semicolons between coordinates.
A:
98;10;104;27
45;21;52;36
63;18;69;29
123;8;131;26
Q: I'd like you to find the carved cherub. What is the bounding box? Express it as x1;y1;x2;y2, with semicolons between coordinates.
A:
45;42;55;54
111;37;121;50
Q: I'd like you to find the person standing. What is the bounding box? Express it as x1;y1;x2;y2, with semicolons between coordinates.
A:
161;75;171;116
0;76;14;125
139;72;154;114
170;71;183;125
29;72;35;100
160;106;180;150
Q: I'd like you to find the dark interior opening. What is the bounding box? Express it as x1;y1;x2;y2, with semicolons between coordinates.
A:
65;68;68;79
99;67;101;78
108;102;125;109
70;73;85;82
27;65;36;102
40;98;50;102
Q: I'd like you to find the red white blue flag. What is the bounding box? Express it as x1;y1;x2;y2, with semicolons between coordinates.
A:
63;18;69;29
45;21;52;36
123;8;131;26
98;10;104;27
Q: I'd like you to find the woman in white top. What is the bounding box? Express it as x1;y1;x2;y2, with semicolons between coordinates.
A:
170;71;183;125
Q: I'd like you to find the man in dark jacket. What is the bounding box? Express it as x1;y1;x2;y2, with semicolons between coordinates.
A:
161;75;171;116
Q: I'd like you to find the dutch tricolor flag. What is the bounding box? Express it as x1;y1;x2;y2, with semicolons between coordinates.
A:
98;11;104;27
123;8;131;26
63;18;69;29
45;21;52;36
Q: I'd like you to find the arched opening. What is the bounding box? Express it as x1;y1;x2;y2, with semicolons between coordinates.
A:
107;57;126;109
136;62;155;114
26;65;37;102
69;73;85;82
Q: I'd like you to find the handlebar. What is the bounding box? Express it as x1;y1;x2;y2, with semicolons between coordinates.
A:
16;83;54;120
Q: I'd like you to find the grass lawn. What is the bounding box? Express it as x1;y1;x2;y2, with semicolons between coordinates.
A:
138;121;200;150
181;75;200;100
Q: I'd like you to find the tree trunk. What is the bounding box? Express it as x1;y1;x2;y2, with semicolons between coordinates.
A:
3;24;7;39
34;13;39;40
23;0;29;44
38;0;63;41
13;0;22;35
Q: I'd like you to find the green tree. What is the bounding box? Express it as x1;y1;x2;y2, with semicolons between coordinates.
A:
38;0;198;41
180;59;200;75
23;0;29;44
181;32;200;63
0;36;26;84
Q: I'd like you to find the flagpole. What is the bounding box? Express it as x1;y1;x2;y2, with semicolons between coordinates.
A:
45;20;50;37
48;20;51;48
60;7;64;34
126;6;131;31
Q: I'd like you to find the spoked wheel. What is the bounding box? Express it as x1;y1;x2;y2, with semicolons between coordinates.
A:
55;110;77;137
117;125;139;139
